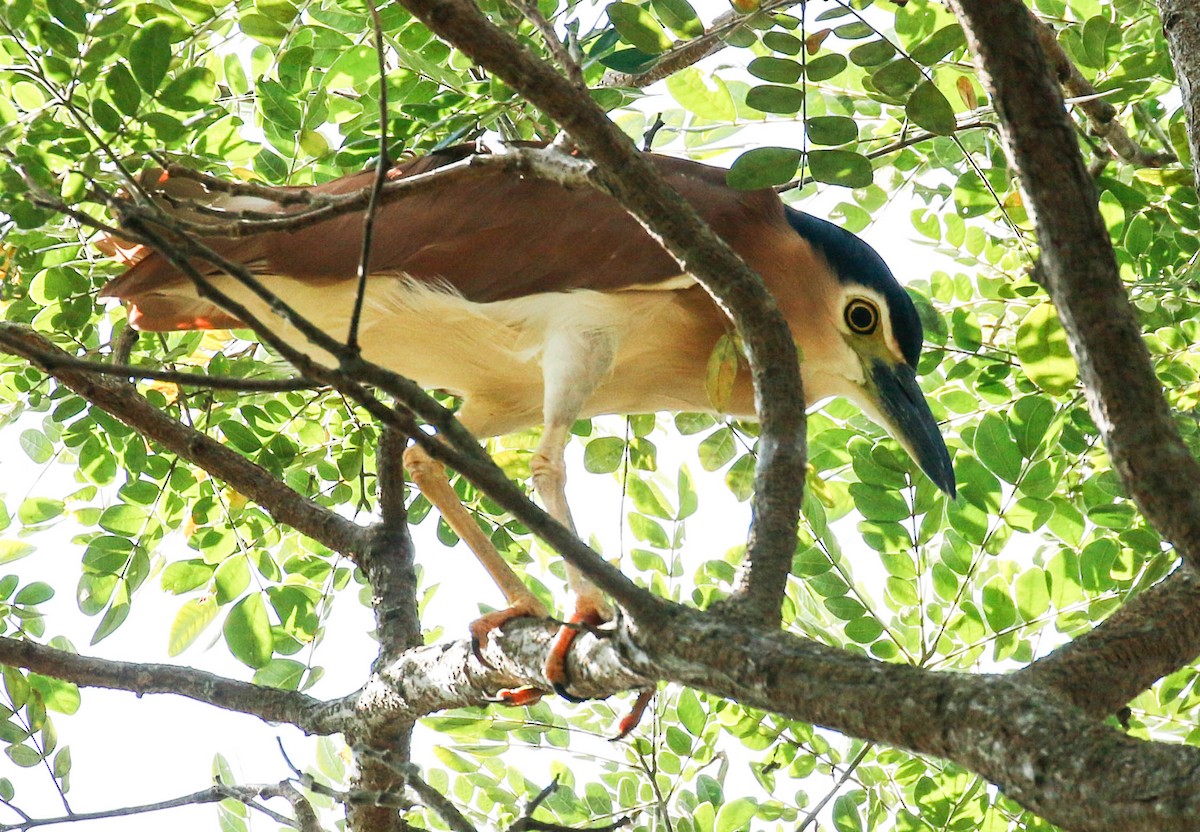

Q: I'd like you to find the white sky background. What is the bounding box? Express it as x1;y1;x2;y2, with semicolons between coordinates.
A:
0;1;969;829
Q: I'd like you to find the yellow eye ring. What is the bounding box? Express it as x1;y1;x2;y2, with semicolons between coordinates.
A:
844;298;879;335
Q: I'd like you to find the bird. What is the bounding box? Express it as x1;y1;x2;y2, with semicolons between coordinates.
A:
99;142;956;727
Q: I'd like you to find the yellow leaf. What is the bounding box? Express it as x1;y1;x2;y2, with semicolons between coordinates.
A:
956;75;978;110
705;334;741;411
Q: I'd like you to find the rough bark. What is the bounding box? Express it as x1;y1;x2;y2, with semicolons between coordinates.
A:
1159;0;1200;181
1025;569;1200;717
0;636;328;732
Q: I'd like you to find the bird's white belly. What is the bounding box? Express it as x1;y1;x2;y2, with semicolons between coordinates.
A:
204;275;730;436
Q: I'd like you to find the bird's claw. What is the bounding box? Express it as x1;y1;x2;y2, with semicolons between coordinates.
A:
487;685;546;707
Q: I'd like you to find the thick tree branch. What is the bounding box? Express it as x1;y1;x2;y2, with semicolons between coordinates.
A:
1158;1;1200;182
948;0;1200;575
0;324;370;560
0;636;330;735
399;0;807;629
1024;569;1200;718
622;609;1200;832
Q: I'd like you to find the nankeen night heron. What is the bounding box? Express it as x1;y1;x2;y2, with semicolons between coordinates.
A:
100;143;956;716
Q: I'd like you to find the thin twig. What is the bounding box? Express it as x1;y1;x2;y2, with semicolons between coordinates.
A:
347;0;392;353
795;743;872;831
0;336;317;393
512;0;585;87
0;782;315;831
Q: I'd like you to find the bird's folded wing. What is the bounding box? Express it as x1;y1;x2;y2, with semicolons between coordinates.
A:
98;146;787;330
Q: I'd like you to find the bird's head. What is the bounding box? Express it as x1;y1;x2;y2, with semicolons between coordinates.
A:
785;208;956;498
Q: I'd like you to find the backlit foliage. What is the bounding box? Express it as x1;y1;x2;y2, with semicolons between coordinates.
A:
0;0;1198;829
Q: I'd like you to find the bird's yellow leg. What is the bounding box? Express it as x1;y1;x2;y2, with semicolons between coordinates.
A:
403;442;548;658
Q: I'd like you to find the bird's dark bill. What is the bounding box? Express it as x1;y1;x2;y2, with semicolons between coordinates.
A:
870;359;956;497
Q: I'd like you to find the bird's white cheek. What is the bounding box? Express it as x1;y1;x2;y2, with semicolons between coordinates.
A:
800;346;866;404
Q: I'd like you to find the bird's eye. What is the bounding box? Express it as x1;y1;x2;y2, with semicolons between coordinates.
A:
844;298;879;334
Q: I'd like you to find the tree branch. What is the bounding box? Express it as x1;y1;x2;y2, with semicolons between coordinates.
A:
0;324;370;561
1024;568;1200;717
1158;1;1200;182
398;0;807;629
0;636;332;735
1033;15;1176;167
948;0;1200;575
625;608;1200;832
599;3;799;89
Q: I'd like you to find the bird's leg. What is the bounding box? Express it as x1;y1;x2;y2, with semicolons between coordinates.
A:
531;328;617;697
402;442;548;661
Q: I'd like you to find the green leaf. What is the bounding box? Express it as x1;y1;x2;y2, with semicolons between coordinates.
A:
763;31;802;55
727;146;801;189
1016;304;1079;396
214;557;250;604
698;427;736;471
715;797;757;832
239;12;288;46
224;594;274;668
162;559;216;594
169;597;219;656
129;20;173;94
832;794;863;832
724;454;755;502
748;57;802;84
28;675;79;714
677;687;705;735
910;24;965;65
849;39;896;67
160;67;216;111
19;430;53;463
871;59;921;96
907;80;956;135
47;0;88;33
982;577;1017;632
973;413;1022;483
1010;396;1055;458
90;582;130;644
97;504;146;536
0;542;35;565
105;62;141;116
808;150;874;188
253;658;306;690
325;44;378;89
19;497;64;526
805;116;858;146
665;67;737;121
745;84;804;115
5;744;42;768
806;53;848;82
584;436;625;474
651;0;703;38
15;582;53;605
607;2;672;54
258;79;302;131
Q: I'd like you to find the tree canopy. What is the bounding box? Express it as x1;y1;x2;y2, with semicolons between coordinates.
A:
1;0;1200;831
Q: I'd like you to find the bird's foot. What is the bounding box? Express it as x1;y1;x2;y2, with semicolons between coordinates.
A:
611;688;656;741
487;685;546;707
469;600;545;666
544;608;609;702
